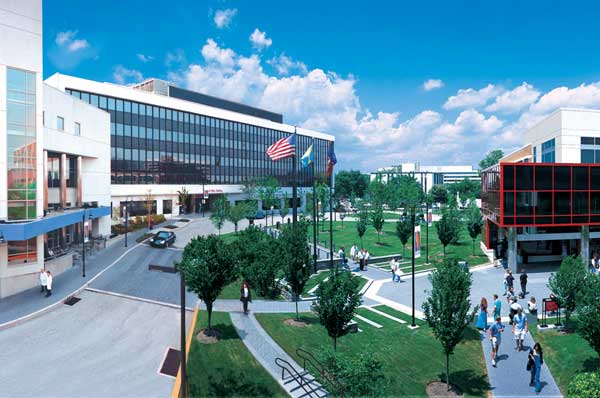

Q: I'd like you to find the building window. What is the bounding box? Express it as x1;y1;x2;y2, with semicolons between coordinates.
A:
533;146;537;163
163;199;172;214
8;238;37;265
580;136;600;163
541;139;555;163
74;122;81;136
57;116;64;131
7;68;37;220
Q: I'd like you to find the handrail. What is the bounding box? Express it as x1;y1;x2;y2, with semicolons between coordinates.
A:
296;348;346;397
274;357;318;398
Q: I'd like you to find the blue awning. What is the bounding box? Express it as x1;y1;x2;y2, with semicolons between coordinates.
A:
0;206;111;241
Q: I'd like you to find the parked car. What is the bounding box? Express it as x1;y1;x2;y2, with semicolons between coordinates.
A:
149;230;176;248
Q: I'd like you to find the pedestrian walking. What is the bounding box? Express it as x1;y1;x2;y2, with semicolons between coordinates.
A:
338;246;348;268
512;307;528;351
528;297;537;314
240;281;252;315
492;294;502;319
358;249;365;271
476;297;488;331
45;271;53;297
506;270;515;291
528;342;544;394
39;268;47;293
503;269;509;295
520;269;528;298
390;258;398;282
488;316;505;367
509;297;522;325
364;250;370;270
350;244;358;262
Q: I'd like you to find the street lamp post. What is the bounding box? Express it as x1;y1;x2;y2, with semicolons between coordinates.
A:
180;269;187;398
124;198;129;248
402;207;424;328
270;205;275;227
82;210;92;278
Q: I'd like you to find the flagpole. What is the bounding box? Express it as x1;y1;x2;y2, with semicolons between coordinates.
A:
312;139;318;273
292;127;298;224
329;141;334;269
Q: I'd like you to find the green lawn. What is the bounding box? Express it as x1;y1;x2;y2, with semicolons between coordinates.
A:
218;232;238;244
310;220;489;268
218;278;285;301
530;321;600;394
255;309;490;397
187;311;287;397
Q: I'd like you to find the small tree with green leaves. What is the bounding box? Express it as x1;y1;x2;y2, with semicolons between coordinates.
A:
320;351;385;397
279;194;290;223
176;186;190;213
436;208;461;255
370;206;385;244
422;259;473;391
228;202;253;234
356;210;368;248
577;273;600;356
396;220;412;258
281;222;312;320
548;255;588;328
313;269;362;350
177;235;238;335
211;195;229;235
465;203;483;255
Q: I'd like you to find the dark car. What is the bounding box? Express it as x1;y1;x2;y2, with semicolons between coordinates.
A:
149;231;176;248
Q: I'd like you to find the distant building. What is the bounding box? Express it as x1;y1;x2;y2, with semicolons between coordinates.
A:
370;163;480;191
481;108;600;271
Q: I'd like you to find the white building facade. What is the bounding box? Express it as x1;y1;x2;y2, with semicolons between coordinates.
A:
370;162;480;191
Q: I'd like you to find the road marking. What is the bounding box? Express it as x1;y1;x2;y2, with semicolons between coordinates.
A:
354;314;383;328
85;287;196;311
364;306;407;324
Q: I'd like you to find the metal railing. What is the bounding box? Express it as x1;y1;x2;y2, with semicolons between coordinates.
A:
274;357;319;398
296;348;346;397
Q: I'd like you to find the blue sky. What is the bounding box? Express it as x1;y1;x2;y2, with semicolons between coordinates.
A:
44;1;600;171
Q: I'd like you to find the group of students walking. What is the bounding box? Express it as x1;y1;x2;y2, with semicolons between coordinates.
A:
475;267;545;395
39;269;53;297
348;244;370;271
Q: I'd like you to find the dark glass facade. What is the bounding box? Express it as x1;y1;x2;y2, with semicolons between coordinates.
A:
481;163;600;227
66;88;328;187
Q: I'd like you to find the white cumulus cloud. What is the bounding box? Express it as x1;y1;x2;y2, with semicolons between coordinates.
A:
423;79;444;91
201;39;236;68
113;66;144;86
249;28;272;50
268;53;307;75
214;8;237;29
485;82;540;114
137;53;154;63
55;30;89;52
444;84;504;110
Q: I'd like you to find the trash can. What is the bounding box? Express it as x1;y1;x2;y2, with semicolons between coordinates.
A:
458;261;468;271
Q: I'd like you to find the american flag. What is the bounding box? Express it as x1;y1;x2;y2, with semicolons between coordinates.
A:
266;134;296;160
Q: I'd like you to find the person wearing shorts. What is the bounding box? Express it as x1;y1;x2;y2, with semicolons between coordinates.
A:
488;316;505;367
512;307;528;352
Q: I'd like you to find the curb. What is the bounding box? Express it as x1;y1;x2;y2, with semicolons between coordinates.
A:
172;306;198;398
85;287;195;312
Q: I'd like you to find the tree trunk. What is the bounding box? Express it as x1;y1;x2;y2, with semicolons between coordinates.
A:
333;336;337;351
443;245;446;255
295;297;299;321
446;353;450;391
377;231;380;244
235;223;238;234
360;236;363;249
472;239;475;255
207;302;213;336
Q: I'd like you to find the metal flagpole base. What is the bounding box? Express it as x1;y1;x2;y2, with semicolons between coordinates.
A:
407;324;420;330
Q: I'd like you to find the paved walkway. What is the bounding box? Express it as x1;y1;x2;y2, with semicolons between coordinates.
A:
481;329;562;398
202;299;315;313
230;312;327;398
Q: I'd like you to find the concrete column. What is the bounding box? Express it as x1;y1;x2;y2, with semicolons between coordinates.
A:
581;225;590;262
43;150;48;211
59;153;67;209
76;156;82;207
507;227;518;272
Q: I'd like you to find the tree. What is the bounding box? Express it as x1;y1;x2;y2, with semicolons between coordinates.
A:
422;259;473;391
257;176;280;211
447;178;480;204
389;175;424;210
177;235;238;335
356;210;368;248
280;222;312;320
370;206;385;244
313;269;362;350
176;186;190;213
279;194;290;223
465;203;483;255
334;170;369;199
368;179;387;207
548;255;588;327
228;202;253;234
320;351;385;397
428;184;449;205
436;208;461;255
567;372;600;398
211;195;229;235
479;149;504;171
396;220;412;258
315;182;329;232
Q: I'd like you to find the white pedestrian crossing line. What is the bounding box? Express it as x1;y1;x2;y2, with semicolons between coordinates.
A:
365;306;407;324
354;314;383;328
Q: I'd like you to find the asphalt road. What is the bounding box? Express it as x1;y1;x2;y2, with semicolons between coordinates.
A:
0;290;187;398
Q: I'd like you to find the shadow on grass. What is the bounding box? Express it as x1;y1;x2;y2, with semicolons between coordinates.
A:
584;357;600;372
191;368;278;398
436;369;491;397
198;323;239;341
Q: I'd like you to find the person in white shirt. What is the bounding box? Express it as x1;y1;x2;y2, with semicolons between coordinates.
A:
358;249;366;271
45;271;53;297
39;268;47;293
390;258;403;282
350;244;358;261
528;297;537;314
364;250;371;270
512;307;528;352
240;281;252;315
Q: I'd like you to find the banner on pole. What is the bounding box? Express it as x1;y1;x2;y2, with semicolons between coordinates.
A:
427;209;433;227
414;225;421;258
84;221;90;243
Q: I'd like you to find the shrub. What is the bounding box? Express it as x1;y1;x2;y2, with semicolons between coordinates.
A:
567;372;600;398
134;215;143;225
